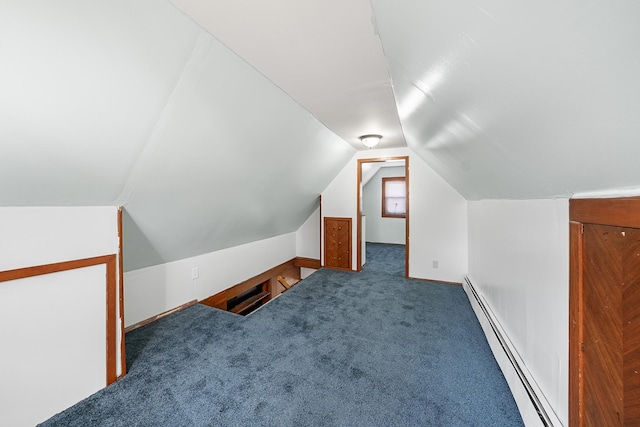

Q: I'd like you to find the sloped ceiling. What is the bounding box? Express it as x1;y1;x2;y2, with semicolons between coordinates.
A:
168;0;406;150
3;0;640;270
0;0;355;271
168;0;640;200
371;0;640;199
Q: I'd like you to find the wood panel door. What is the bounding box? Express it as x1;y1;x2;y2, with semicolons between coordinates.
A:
581;224;640;426
324;217;351;270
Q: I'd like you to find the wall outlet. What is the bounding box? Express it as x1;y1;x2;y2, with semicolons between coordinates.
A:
432;260;439;269
191;267;199;280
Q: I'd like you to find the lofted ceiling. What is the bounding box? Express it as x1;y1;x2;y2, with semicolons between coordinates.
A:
168;0;406;151
2;0;640;270
171;0;640;200
372;0;640;199
0;0;355;271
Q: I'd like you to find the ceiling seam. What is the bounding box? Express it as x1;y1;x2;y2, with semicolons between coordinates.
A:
167;2;352;150
116;31;208;208
367;0;410;151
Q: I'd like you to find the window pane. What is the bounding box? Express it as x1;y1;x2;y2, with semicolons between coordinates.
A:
385;197;406;215
382;177;406;217
385;180;405;197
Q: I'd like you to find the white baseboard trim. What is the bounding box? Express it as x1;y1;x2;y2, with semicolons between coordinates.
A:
463;276;563;427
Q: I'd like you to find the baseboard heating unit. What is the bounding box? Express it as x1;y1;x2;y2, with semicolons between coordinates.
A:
463;276;561;427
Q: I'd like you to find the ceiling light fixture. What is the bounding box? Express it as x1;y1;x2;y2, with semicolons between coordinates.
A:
359;134;382;149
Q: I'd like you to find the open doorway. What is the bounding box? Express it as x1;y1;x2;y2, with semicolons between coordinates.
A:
356;156;409;277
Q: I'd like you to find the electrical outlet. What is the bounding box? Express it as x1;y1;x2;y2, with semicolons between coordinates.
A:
432;260;439;269
191;267;199;280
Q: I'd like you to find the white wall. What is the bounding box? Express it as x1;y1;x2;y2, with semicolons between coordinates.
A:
362;166;405;244
408;153;467;282
124;232;296;327
296;206;320;259
0;207;118;271
467;199;569;426
322;147;467;283
0;207;119;427
296;207;321;279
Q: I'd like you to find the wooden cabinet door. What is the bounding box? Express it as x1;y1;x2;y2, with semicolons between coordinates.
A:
581;224;640;426
324;217;351;270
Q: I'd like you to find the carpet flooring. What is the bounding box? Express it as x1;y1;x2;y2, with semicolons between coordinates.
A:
41;243;523;426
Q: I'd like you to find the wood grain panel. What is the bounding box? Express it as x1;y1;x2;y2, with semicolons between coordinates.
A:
106;256;117;385
583;224;623;426
571;197;640;228
569;221;583;427
294;257;321;269
199;258;303;310
324;217;351;270
623;228;640;425
570;197;640;426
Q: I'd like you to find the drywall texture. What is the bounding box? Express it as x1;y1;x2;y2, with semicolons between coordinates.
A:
125;206;322;326
467;199;569;425
371;0;640;199
322;147;467;283
463;281;550;427
362;166;406;244
1;267;106;427
119;28;354;271
296;206;321;259
0;0;354;274
0;207;119;427
168;0;406;149
124;233;296;327
0;207;118;271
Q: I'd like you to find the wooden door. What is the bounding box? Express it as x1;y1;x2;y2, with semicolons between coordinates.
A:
324;217;351;270
581;224;640;426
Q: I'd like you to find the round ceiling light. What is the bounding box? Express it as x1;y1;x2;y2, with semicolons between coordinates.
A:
359;134;382;148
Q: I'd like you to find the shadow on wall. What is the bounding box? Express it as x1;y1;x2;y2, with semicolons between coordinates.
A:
122;209;165;272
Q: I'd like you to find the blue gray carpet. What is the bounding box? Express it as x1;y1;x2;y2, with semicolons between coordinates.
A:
41;243;522;426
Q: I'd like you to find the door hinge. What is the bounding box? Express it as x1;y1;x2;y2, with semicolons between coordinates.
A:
581;224;584;235
581;341;585;352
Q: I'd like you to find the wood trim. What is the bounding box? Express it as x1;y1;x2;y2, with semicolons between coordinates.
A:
200;291;228;310
319;194;323;267
570;196;640;228
294;257;321;269
233;258;295;296
405;157;410;279
106;256;117;385
569;221;583;427
117;207;126;379
357;159;363;272
124;300;198;333
199;258;299;309
0;255;115;283
356;156;410;277
381;176;406;218
0;254;118;386
568;197;640;426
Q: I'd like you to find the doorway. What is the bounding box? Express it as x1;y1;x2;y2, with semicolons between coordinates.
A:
356;156;409;277
569;197;640;426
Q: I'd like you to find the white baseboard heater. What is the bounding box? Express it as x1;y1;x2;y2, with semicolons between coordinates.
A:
463;276;558;427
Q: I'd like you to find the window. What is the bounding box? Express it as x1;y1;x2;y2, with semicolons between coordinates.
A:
382;177;406;218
